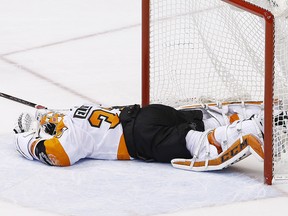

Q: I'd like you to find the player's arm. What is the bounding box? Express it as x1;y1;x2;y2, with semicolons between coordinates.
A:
15;132;71;166
14;112;71;166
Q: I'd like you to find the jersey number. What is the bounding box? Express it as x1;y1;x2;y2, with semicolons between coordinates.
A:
88;110;120;129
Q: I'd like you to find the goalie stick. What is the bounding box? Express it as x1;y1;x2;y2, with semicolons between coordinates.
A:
0;92;47;109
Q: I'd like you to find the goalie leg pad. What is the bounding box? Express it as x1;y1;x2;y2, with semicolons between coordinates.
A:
171;134;263;171
177;116;264;171
193;102;263;130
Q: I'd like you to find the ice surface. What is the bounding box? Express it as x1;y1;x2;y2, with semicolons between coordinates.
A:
0;0;288;216
0;134;283;216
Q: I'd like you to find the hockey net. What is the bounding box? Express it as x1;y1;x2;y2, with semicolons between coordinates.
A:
142;0;288;184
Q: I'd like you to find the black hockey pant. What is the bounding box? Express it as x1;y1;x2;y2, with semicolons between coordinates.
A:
120;104;204;162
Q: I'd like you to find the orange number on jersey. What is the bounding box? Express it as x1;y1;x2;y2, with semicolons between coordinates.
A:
88;110;120;129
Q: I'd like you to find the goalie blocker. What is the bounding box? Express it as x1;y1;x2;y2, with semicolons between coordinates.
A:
13;101;275;171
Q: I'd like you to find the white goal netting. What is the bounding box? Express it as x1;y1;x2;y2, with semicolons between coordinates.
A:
146;0;288;181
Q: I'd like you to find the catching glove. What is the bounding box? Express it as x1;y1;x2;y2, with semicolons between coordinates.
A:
13;112;37;134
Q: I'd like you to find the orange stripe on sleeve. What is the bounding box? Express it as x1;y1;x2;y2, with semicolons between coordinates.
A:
44;138;71;166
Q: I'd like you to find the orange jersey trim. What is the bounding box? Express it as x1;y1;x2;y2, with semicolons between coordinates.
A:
117;134;130;160
44;138;71;166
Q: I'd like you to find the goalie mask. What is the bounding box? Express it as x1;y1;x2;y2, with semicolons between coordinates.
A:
39;111;65;135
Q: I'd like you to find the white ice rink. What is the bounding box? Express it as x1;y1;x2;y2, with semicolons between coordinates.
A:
1;0;288;215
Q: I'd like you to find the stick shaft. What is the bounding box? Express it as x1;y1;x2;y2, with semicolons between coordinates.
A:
0;92;47;109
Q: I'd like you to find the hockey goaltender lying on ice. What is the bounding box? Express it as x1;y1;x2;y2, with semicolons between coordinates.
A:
13;102;287;171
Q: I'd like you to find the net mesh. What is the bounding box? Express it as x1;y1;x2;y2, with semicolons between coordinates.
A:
269;1;288;179
148;0;288;180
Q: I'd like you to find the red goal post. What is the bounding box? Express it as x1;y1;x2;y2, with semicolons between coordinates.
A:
142;0;288;184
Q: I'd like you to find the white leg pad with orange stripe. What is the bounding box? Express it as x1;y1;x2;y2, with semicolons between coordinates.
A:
172;134;264;171
175;116;264;171
179;101;263;130
205;103;262;124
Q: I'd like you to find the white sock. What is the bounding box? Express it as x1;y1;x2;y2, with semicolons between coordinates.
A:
203;118;221;130
186;130;218;160
214;119;260;150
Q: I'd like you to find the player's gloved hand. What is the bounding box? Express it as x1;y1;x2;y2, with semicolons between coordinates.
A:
13;112;40;160
15;131;36;160
44;122;57;135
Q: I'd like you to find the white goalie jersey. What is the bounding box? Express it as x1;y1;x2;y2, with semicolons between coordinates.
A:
17;104;131;166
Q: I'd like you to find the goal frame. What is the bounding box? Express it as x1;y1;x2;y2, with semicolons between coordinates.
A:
142;0;275;185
